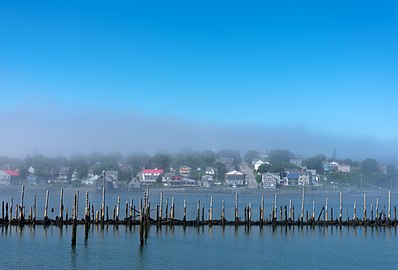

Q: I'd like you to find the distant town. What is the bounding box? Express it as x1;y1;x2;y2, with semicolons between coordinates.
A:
0;150;396;190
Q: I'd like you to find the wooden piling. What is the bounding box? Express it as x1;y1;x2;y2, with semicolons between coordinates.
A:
183;200;187;225
196;199;200;224
33;195;36;222
312;201;315;221
274;195;277;222
44;190;49;221
5;202;8;222
301;187;305;222
376;198;379;221
71;192;77;246
260;195;264;224
353;201;357;220
125;201;128;220
84;190;89;223
2;201;4;220
339;192;343;223
116;196;120;222
221;200;225;223
325;197;328;222
60;188;64;224
10;198;13;223
209;196;213;222
289;200;292;221
20;185;25;221
76;189;79;219
370;204;373;221
235;192;239;222
363;194;367;222
388;190;391;220
139;198;143;245
165;199;169;222
159;192;163;222
101;185;106;223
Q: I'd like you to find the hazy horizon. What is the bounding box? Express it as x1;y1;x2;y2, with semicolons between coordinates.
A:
1;1;397;163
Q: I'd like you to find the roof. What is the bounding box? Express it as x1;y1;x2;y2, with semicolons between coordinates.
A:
226;170;244;176
4;170;19;176
143;169;164;174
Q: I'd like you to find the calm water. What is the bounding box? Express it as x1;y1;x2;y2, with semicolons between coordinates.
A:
0;186;397;269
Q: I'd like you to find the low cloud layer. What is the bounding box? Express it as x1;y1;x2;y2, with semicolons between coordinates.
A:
2;109;398;163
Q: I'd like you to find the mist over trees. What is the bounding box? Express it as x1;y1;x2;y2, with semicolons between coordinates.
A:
0;149;397;188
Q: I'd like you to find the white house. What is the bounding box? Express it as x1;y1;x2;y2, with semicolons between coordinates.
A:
139;169;164;185
225;170;245;187
338;164;351;173
253;160;269;171
0;170;10;185
262;172;280;189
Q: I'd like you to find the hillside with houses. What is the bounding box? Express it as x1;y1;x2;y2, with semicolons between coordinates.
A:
0;150;396;190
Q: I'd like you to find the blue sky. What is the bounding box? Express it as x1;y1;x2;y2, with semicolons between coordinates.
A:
1;1;398;157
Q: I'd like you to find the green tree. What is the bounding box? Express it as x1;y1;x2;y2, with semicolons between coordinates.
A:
243;150;260;165
268;150;294;166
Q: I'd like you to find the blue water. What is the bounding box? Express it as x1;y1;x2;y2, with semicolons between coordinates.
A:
1;224;397;269
0;186;397;269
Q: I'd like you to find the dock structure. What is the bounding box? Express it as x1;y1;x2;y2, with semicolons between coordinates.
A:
0;186;397;245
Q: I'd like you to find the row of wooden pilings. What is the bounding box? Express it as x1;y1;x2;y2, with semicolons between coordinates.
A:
0;186;397;246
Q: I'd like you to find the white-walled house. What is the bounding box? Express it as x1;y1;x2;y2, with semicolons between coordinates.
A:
262;172;280;189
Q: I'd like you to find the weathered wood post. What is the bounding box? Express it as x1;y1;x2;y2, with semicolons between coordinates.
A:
33;195;36;222
116;196;120;222
5;202;8;222
284;205;288;222
201;205;205;223
159;192;163;223
125;201;129;220
170;197;175;224
76;189;79;219
289;200;292;221
248;203;252;225
353;201;357;221
130;199;133;220
312;201;315;222
19;185;25;221
44;190;49;221
376;198;379;221
301;187;305;223
235;192;239;222
370;203;374;221
139;198;143;245
325;197;328;222
183;200;187;225
71;192;77;246
363;194;367;222
339;192;343;224
388;190;391;221
165;199;169;222
209;196;213;222
274;195;278;222
196;199;200;224
91;204;95;222
1;201;4;221
9;197;13;223
221;200;225;224
394;206;396;222
60;188;64;224
260;195;264;224
101;185;106;224
29;206;32;222
84;190;89;223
